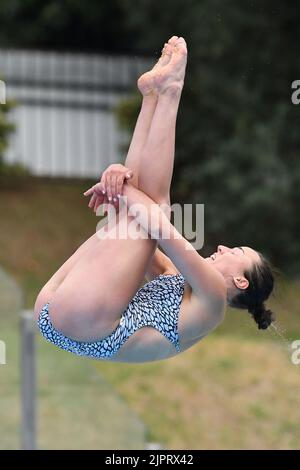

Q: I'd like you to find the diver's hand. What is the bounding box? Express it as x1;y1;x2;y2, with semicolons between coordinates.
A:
83;164;133;213
83;181;107;214
99;163;133;203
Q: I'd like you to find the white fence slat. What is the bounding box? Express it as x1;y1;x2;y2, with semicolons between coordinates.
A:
0;49;153;178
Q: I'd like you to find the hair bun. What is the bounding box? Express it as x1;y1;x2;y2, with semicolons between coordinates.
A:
250;303;275;330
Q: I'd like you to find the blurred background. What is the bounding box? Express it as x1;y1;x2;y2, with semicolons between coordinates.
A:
0;0;299;450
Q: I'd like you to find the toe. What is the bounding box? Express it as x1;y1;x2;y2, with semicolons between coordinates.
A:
177;37;187;46
161;43;168;53
163;43;173;56
176;37;187;54
160;43;173;67
168;36;178;46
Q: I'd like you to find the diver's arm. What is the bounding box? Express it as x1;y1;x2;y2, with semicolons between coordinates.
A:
122;182;226;309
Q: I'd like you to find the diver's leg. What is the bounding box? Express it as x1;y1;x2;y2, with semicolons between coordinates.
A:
123;38;177;188
36;203;158;342
137;37;187;203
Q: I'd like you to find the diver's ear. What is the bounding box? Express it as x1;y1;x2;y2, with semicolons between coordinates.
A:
233;276;249;290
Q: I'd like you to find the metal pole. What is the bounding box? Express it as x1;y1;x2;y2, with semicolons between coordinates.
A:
20;310;36;450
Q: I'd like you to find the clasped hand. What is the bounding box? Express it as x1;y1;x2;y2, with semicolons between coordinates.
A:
83;163;134;213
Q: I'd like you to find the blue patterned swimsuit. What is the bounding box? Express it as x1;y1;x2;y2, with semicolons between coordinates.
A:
37;273;186;359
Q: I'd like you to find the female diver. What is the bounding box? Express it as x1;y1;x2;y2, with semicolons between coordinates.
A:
34;36;275;363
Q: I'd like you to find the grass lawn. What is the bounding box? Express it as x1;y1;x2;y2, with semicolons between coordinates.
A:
0;176;299;449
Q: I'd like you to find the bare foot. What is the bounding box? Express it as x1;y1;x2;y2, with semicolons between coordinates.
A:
153;37;187;95
137;36;178;96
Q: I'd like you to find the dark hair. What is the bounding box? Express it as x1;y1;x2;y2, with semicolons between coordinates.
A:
229;252;276;330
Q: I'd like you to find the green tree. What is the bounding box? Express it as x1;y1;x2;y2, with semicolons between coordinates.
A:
0;0;139;53
0;86;30;187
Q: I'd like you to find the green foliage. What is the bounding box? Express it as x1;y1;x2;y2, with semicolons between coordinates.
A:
0;0;139;53
115;94;142;134
0;94;30;187
0;100;15;159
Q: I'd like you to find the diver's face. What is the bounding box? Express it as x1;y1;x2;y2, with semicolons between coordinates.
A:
207;245;261;291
